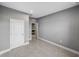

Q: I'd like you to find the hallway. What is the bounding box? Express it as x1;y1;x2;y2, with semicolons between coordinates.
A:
0;39;78;57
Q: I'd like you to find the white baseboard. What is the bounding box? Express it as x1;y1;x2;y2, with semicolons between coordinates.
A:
0;42;29;56
39;37;79;56
0;48;11;56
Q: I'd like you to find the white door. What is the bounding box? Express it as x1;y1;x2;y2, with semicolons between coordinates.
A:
10;19;24;48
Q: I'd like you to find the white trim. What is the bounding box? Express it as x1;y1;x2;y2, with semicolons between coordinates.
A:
36;23;39;40
0;42;29;56
0;49;11;56
39;37;79;56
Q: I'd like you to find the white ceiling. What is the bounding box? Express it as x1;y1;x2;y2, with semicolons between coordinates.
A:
0;2;77;18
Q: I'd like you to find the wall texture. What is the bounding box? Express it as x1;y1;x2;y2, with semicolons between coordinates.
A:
38;5;79;51
0;5;29;51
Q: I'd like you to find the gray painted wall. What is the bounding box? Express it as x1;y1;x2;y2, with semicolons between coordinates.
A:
38;5;79;51
0;5;29;51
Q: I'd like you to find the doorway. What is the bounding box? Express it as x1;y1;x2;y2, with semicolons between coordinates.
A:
32;23;38;40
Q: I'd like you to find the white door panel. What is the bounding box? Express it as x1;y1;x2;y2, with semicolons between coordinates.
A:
10;19;24;48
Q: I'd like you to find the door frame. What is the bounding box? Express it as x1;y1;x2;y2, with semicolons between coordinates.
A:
31;22;38;40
